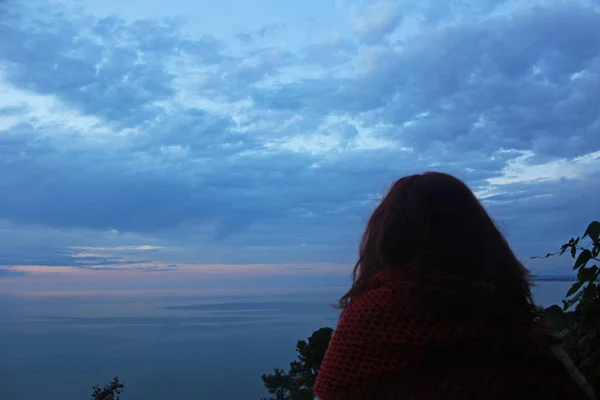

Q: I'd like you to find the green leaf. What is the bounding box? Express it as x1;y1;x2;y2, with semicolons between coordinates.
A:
562;290;583;310
577;265;598;282
570;244;577;258
581;283;597;300
583;221;600;243
573;249;592;270
567;281;584;297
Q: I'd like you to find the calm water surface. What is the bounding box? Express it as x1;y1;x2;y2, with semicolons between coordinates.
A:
0;281;572;400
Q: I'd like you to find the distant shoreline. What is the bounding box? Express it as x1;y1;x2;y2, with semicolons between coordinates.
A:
532;276;577;282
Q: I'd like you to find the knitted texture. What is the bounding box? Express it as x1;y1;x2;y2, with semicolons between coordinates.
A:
314;272;593;400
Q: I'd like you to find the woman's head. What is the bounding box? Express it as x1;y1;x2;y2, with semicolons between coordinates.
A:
340;171;535;313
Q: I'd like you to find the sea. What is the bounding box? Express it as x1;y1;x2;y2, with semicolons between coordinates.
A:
0;280;573;400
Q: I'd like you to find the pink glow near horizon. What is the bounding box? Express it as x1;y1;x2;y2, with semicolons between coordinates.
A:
0;262;352;295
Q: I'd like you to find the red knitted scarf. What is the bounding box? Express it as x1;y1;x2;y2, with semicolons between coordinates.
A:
314;272;592;400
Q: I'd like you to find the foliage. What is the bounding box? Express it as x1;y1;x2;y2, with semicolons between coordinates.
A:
91;376;124;400
534;220;600;394
261;327;333;400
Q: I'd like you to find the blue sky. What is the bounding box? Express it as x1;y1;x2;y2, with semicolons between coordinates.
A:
0;0;599;291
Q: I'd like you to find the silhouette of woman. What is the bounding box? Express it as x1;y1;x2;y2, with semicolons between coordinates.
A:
314;172;595;400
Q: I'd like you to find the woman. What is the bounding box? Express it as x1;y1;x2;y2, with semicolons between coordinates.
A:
314;172;595;400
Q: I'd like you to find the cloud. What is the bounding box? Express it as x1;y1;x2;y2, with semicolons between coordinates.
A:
235;32;253;45
74;263;179;272
0;0;598;273
235;23;286;45
0;268;26;277
257;3;600;158
349;0;402;43
302;37;357;67
0;3;226;127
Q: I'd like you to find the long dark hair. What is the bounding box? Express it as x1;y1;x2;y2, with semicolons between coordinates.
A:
339;172;536;315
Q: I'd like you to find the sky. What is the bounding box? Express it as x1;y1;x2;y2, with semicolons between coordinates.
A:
0;0;599;293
